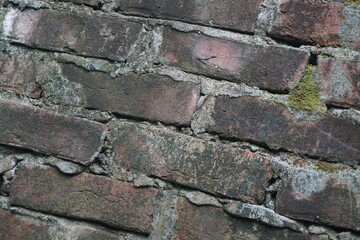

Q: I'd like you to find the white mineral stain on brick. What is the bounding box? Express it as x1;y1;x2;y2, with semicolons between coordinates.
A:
4;9;40;43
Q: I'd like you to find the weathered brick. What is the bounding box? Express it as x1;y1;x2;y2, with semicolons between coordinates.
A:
208;96;360;165
112;121;273;204
61;64;200;126
0;99;107;165
276;169;360;231
10;164;162;234
58;0;101;8
0;209;51;240
160;28;309;92
5;9;142;61
172;197;312;240
70;227;123;240
115;0;262;33
318;57;360;109
269;0;360;50
0;50;42;98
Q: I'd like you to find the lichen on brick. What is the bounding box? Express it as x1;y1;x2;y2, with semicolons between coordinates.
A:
288;65;322;112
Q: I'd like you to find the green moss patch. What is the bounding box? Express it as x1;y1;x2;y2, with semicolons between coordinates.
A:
315;161;347;173
289;66;321;112
343;0;360;5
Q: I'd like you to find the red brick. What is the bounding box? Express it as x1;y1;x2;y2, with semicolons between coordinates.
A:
208;96;360;165
112;122;273;204
160;28;309;92
269;0;360;50
10;164;162;234
0;50;42;98
115;0;262;33
5;9;142;61
171;197;312;240
0;99;107;165
276;170;360;231
318;57;360;109
0;209;51;240
61;64;200;126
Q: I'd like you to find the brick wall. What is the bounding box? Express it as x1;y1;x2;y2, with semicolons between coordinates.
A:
0;0;359;239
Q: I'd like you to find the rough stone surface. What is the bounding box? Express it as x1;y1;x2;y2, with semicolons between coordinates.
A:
269;0;344;46
10;164;162;234
70;227;123;240
111;121;274;204
5;9;142;61
59;0;101;7
276;168;360;231
0;209;51;240
0;50;42;98
172;197;312;240
0;99;107;165
209;96;360;165
160;28;309;92
115;0;263;33
318;57;360;109
61;64;200;126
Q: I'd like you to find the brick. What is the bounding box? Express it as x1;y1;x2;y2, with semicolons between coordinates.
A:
61;64;200;126
10;164;162;234
0;209;51;240
160;28;309;92
115;0;262;33
58;0;101;8
171;197;311;240
318;57;360;109
70;227;123;240
112;122;273;204
5;9;142;61
276;169;360;231
208;96;360;165
0;50;42;98
0;99;107;165
269;0;360;50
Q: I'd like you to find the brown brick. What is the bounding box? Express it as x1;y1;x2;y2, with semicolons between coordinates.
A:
318;57;360;109
0;209;51;240
115;0;262;33
10;164;162;234
112;121;273;204
172;197;312;240
5;9;142;61
209;96;360;165
269;0;360;50
0;50;42;98
276;169;360;231
61;64;200;126
160;28;309;92
0;99;107;165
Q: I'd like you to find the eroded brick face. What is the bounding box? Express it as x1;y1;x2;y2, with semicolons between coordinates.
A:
209;96;360;165
160;28;309;92
0;99;107;165
112;121;274;204
10;164;162;234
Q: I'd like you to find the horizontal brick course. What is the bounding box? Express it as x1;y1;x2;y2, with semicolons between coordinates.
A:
115;0;262;33
111;121;273;204
61;64;200;126
208;96;360;165
5;9;142;61
160;28;309;92
0;209;51;240
0;99;107;165
10;164;162;234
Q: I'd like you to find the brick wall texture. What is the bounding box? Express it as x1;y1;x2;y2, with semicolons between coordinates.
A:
0;0;359;239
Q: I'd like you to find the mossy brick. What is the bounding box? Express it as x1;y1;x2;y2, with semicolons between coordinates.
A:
208;96;360;165
160;28;309;92
61;64;200;126
269;0;360;50
0;99;107;165
111;121;274;204
114;0;262;33
5;9;142;61
317;57;360;109
0;209;51;240
10;164;163;234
